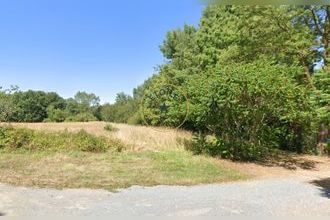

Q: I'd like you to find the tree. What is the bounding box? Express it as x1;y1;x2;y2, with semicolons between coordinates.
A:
0;90;15;122
132;5;328;159
74;91;100;107
100;93;137;124
11;90;63;122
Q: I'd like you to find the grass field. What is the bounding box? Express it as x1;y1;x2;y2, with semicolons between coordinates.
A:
0;122;247;190
11;122;192;151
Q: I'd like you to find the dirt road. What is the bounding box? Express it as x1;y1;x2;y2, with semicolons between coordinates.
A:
1;171;329;216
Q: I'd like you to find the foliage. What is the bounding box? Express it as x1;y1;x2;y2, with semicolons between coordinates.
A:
311;70;330;125
0;89;102;123
148;63;315;160
0;126;124;153
100;93;138;124
74;91;100;107
129;5;330;159
9;90;65;122
65;112;98;122
46;106;68;122
104;124;119;132
1;5;329;161
0;90;15;122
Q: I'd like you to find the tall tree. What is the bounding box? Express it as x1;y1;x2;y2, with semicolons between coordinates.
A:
74;91;100;107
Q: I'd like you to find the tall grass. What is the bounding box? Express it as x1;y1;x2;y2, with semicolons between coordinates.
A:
9;122;193;152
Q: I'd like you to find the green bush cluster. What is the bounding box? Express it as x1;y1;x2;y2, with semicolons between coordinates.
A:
0;126;124;153
186;63;316;160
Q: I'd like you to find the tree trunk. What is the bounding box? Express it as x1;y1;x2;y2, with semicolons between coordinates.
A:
317;6;330;154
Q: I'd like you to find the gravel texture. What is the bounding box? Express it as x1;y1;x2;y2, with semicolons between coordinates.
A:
0;173;329;216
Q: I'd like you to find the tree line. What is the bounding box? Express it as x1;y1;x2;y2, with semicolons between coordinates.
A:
132;5;330;159
0;87;136;123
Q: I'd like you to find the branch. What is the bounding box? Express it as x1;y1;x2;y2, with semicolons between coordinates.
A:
327;6;330;29
310;8;323;35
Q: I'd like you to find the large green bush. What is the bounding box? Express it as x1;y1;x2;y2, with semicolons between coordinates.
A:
185;63;316;160
0;126;124;153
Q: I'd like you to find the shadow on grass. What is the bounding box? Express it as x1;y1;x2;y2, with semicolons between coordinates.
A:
311;178;330;199
257;153;319;170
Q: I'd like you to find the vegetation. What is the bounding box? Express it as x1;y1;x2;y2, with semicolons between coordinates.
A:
0;123;246;190
1;5;329;161
0;126;123;153
0;89;101;123
12;122;192;151
0;150;245;190
100;92;139;124
129;5;330;160
104;124;119;132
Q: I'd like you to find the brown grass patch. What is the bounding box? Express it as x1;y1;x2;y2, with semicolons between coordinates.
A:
0;151;246;190
8;122;192;152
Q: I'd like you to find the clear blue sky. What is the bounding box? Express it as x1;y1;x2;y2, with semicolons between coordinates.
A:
0;0;204;103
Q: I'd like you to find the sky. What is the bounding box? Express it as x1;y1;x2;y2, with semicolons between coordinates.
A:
0;0;204;103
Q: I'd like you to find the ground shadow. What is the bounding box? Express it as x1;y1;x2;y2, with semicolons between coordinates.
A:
258;153;319;170
311;178;330;199
0;212;5;216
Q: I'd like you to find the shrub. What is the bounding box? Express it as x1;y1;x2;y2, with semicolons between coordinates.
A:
65;113;97;122
73;130;110;152
104;124;119;132
127;112;144;125
0;126;124;153
187;133;270;161
47;107;68;122
0;126;34;150
184;63;316;160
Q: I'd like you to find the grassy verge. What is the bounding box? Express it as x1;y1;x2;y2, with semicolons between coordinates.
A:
0;125;248;191
0;150;247;191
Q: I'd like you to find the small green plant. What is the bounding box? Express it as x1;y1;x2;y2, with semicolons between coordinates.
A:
104;124;119;132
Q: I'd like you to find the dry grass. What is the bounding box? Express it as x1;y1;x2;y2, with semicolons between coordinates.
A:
113;123;192;151
0;122;248;190
0;151;246;190
9;122;192;152
2;122;329;191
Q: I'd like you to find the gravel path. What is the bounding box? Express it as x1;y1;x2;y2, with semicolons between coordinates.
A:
0;173;329;216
